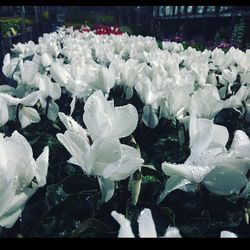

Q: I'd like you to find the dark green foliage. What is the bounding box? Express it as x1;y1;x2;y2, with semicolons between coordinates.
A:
1;85;250;238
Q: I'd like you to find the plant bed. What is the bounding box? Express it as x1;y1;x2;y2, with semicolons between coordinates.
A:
0;26;250;238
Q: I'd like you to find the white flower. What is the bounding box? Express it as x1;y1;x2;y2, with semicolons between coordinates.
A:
0;131;49;228
2;53;20;78
211;48;225;69
162;41;183;53
142;105;159;129
111;208;182;238
160;85;190;120
11;41;37;58
83;90;138;141
18;106;41;128
159;110;250;203
120;59;141;88
190;85;224;119
222;66;238;84
34;73;61;101
57;93;143;202
56;121;143;202
220;231;238;238
89;65;116;94
50;62;71;87
0;91;40;127
20;60;39;85
40;53;53;68
135;76;165;128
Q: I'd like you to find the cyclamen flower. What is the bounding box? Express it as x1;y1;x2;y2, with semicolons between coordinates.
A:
0;131;49;228
11;41;37;58
159;109;250;203
57;91;143;202
83;90;138;141
111;208;182;238
2;53;20;78
0;91;41;128
88;65;116;95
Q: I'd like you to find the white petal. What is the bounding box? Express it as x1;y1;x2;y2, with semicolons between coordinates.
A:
111;211;135;238
83;90;112;140
41;53;52;67
58;112;88;139
162;162;211;183
19;91;40;106
68;156;79;166
32;53;41;65
18;107;41;128
189;111;214;155
84;90;138;140
112;104;138;139
187;147;226;166
0;177;17;215
0;85;16;94
142;105;158;129
6;130;33;160
21;61;38;84
224;95;243;109
157;176;191;204
230;130;250;151
98;177;115;202
70;96;76;116
202;162;249;196
0;98;9;127
234;86;248;102
50;63;70;86
91;138;121;176
5;131;36;192
168;87;189;116
56;131;91;173
38;75;61;100
138;208;157;238
90;66;115;94
2;53;19;78
49;82;61;100
163;226;182;238
47;100;59;121
210;124;229;148
0;91;39;107
104;144;143;181
35;146;49;187
0;134;7;172
0;191;33;228
220;231;238;238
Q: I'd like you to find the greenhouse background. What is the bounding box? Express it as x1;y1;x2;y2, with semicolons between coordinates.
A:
0;5;250;238
1;6;250;58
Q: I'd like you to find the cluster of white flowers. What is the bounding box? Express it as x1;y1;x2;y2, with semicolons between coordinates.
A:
2;26;250;128
0;26;249;237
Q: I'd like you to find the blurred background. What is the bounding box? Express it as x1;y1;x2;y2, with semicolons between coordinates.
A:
1;6;250;71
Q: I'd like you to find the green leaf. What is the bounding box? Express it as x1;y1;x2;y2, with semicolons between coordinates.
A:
160;207;175;226
31;193;96;237
141;166;164;182
62;174;99;194
128;170;142;206
70;218;110;237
